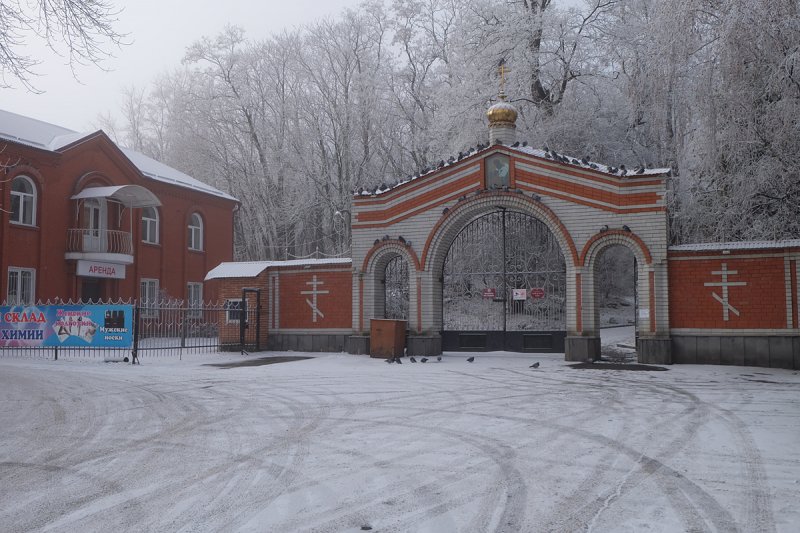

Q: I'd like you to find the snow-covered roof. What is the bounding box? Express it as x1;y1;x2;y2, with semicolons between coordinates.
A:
205;258;352;280
670;240;800;252
0;109;236;202
355;141;671;197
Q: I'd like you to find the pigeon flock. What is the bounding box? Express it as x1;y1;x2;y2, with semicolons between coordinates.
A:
383;355;541;368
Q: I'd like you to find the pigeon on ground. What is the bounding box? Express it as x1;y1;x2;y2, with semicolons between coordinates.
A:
410;356;417;363
420;357;428;363
394;357;402;364
530;362;540;368
467;356;475;363
385;358;393;363
437;356;442;362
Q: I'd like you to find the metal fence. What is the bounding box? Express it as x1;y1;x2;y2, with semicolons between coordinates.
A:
0;299;250;362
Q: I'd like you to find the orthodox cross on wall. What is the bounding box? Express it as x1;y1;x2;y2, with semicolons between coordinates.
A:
703;263;747;321
301;275;329;323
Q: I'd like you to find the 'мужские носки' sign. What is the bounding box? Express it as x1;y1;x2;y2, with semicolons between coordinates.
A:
0;305;133;348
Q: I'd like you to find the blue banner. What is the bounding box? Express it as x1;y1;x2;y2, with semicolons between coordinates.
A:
0;305;133;348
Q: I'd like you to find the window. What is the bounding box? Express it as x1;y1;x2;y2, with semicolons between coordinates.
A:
188;213;203;251
10;176;36;226
7;268;35;305
141;207;159;244
225;299;243;324
139;278;159;318
187;282;203;318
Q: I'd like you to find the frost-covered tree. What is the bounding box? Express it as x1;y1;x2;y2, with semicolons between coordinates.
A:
0;0;126;90
107;0;800;261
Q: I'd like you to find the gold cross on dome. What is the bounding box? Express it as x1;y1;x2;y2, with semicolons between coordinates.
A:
498;61;511;99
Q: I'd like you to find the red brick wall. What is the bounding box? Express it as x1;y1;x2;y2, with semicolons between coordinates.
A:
215;275;271;347
212;264;353;347
669;253;791;329
273;268;352;329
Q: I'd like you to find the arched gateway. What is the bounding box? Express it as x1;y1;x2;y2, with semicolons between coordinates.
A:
350;97;672;363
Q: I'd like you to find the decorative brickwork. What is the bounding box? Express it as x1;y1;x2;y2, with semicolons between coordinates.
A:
351;145;670;360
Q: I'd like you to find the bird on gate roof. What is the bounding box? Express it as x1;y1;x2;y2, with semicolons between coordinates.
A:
530;362;540;368
467;356;475;363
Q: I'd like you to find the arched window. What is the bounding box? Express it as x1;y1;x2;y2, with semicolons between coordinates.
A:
188;213;203;251
11;176;36;226
141;207;159;244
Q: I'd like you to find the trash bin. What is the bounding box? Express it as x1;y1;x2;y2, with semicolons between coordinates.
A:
369;319;407;358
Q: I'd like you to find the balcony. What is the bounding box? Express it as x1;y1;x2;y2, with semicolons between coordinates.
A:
64;229;134;264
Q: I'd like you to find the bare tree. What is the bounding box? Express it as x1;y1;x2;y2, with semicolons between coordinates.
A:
0;0;126;91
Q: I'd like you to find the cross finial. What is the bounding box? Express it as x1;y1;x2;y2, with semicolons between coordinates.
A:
497;59;510;100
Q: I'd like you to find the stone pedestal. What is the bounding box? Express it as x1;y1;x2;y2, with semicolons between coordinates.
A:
565;336;600;362
347;335;370;355
637;337;672;365
407;335;442;357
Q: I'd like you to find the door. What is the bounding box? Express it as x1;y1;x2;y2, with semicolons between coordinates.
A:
81;278;102;302
441;210;567;352
82;198;107;252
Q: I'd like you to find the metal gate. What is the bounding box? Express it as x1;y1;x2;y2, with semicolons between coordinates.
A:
442;209;566;352
384;255;409;320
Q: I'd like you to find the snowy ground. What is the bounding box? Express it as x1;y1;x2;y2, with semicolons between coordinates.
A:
1;332;799;532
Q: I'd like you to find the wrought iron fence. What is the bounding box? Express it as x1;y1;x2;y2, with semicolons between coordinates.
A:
0;299;246;361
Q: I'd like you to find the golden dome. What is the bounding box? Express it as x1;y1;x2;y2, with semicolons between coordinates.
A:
487;99;518;125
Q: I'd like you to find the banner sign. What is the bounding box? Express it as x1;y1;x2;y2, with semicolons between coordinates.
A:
0;305;133;348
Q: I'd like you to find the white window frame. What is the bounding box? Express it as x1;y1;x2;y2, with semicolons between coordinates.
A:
225;299;243;324
7;267;35;305
187;282;203;319
10;176;36;226
188;213;204;251
140;278;160;318
141;206;159;244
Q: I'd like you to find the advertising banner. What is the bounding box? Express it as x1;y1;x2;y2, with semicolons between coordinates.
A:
0;304;133;348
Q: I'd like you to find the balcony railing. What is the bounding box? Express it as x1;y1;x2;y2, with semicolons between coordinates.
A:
66;229;133;255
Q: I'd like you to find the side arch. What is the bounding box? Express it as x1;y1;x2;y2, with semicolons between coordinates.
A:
580;230;656;337
361;240;421;332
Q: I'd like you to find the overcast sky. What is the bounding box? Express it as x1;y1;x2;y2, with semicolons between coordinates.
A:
1;0;360;132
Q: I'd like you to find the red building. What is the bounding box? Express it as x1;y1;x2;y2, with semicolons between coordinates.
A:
0;109;238;305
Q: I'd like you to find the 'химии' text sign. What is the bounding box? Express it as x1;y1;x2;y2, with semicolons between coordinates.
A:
0;305;133;348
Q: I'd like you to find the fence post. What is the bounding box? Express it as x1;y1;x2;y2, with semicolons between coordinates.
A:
131;304;140;364
54;346;58;361
239;294;248;355
181;310;187;348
